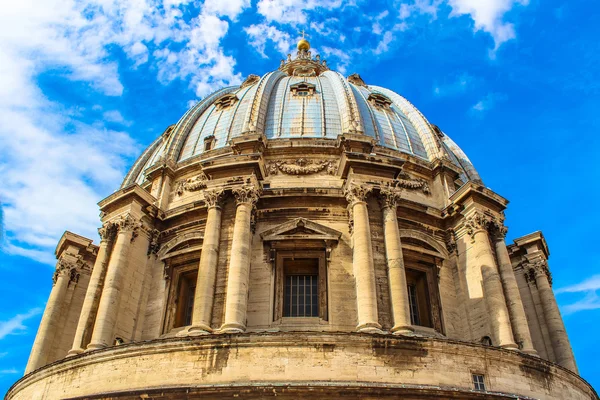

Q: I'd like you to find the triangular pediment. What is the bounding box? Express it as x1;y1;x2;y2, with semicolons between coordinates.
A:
260;218;342;242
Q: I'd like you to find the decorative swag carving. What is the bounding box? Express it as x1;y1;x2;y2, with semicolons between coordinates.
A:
268;158;337;176
176;172;209;195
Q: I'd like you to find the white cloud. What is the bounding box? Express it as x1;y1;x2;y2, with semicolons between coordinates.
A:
434;73;474;97
0;369;19;375
256;0;343;25
556;274;600;315
374;31;394;55
0;308;42;340
245;24;292;58
447;0;529;50
203;0;251;20
556;275;600;294
0;1;243;265
103;110;133;127
470;92;507;113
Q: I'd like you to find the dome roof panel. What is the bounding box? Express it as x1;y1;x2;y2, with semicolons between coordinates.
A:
123;50;482;188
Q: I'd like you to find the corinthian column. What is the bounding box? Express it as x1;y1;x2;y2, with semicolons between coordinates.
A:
465;211;517;349
221;186;260;333
531;260;578;372
25;259;74;373
68;222;116;355
87;214;138;350
379;189;412;334
346;184;381;333
490;222;537;355
187;189;225;335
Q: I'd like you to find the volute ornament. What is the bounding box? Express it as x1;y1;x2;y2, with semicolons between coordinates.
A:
378;188;402;209
232;185;261;206
98;222;117;242
344;183;372;205
203;189;226;208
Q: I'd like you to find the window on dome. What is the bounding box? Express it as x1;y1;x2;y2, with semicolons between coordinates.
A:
214;93;238;111
203;135;215;152
290;81;316;97
367;93;393;109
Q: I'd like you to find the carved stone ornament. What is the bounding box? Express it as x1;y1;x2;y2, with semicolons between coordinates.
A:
203;189;226;209
240;74;260;89
378;188;402;209
344;183;372;205
392;172;430;194
464;210;492;239
267;159;337;176
232;185;261;206
530;259;553;286
98;222;117;242
347;73;367;87
488;219;508;240
52;256;85;284
147;229;161;256
445;229;458;255
116;214;138;233
176;172;209;195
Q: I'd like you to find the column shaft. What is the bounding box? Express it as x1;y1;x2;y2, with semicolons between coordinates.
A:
189;204;223;333
68;233;113;355
25;269;69;373
534;266;578;372
472;228;517;349
352;200;381;332
87;223;133;350
221;202;253;332
494;236;536;354
382;204;412;334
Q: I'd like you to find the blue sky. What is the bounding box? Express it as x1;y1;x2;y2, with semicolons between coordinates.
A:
0;0;598;395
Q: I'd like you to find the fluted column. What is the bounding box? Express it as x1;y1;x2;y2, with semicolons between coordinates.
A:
87;214;138;350
187;189;225;335
490;223;537;355
465;211;517;349
67;223;116;355
346;184;381;333
532;260;578;372
221;186;260;333
25;260;73;373
379;189;412;334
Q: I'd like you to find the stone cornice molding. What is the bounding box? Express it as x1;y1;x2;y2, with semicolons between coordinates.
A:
232;185;261;206
344;183;372;206
203;189;226;209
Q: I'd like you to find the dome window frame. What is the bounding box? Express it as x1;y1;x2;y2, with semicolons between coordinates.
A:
290;81;316;97
214;93;239;111
367;92;393;109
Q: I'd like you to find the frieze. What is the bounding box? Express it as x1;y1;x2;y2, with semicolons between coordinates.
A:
267;158;337;176
176;171;209;196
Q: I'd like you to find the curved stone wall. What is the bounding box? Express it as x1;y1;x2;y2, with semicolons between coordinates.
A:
7;333;597;400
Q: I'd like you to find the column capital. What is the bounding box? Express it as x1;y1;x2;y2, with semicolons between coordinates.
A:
232;185;261;206
378;187;402;209
52;256;85;284
344;183;372;206
463;210;495;239
488;218;508;240
98;221;117;243
203;188;226;209
528;259;553;286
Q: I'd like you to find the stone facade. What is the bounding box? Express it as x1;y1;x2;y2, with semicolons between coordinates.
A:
7;42;597;400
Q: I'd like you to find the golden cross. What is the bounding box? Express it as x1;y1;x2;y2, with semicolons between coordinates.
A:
299;29;309;39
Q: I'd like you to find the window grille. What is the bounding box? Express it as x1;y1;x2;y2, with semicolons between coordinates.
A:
284;275;318;317
184;284;196;326
472;374;486;391
407;283;420;326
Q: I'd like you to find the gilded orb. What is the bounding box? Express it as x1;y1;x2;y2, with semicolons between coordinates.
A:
297;38;310;51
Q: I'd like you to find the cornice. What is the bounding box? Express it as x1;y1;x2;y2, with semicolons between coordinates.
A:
98;184;158;217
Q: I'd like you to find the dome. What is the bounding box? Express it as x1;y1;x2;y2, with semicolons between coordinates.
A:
123;48;481;188
12;42;592;400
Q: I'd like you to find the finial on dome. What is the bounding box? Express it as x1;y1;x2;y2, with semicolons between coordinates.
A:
297;29;310;51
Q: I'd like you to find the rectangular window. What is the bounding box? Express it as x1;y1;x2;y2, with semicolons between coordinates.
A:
184;283;196;326
407;284;420;326
284;275;318;317
472;374;486;391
